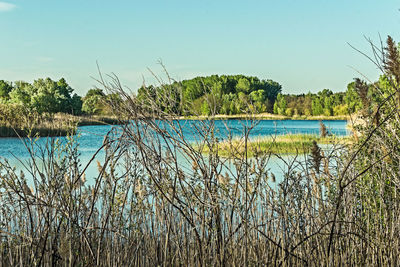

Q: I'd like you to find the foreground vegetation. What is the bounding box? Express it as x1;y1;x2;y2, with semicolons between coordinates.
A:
1;36;400;266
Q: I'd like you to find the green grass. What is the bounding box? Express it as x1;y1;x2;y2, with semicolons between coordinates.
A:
196;134;351;157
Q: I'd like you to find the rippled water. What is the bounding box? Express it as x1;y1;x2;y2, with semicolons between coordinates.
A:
0;120;349;184
0;120;348;158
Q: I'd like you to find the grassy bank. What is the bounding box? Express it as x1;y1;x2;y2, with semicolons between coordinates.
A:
181;113;350;121
54;113;127;126
0;112;126;138
196;134;351;157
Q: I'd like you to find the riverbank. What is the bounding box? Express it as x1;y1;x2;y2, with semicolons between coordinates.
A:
196;134;351;157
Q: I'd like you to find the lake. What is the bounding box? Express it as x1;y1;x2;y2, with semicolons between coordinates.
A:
0;119;349;184
0;119;349;158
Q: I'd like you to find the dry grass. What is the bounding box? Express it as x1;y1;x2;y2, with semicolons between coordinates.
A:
0;105;76;137
0;104;126;137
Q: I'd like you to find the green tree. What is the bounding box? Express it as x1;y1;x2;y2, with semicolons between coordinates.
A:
150;74;283;115
201;99;210;115
311;97;323;115
344;81;362;113
274;93;287;115
9;81;34;107
0;80;13;101
70;94;83;115
249;89;267;112
236;78;251;93
82;89;106;115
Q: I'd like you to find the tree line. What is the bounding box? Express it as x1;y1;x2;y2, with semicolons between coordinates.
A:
137;74;282;115
0;78;121;116
137;73;379;117
0;74;384;117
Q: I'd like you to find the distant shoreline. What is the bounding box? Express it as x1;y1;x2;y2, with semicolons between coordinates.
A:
179;113;350;121
0;113;351;138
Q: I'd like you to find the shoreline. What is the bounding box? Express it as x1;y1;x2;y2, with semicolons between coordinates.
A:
179;113;350;121
0;114;127;138
0;113;351;138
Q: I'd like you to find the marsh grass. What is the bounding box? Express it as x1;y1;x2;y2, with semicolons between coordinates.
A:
0;103;126;137
197;134;351;156
54;113;127;126
0;105;76;137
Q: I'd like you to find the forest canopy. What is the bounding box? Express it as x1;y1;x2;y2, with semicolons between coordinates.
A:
0;74;376;117
137;74;282;115
0;78;82;115
136;74;370;117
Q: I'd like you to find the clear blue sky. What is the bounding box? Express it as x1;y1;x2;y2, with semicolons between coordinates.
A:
1;0;400;95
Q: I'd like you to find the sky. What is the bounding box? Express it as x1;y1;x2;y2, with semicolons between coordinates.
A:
1;0;400;96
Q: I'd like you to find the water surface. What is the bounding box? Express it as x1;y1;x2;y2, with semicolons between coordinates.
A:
0;120;348;184
0;120;348;159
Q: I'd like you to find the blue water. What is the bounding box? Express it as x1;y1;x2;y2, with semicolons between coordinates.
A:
177;119;348;143
0;120;348;159
0;119;348;186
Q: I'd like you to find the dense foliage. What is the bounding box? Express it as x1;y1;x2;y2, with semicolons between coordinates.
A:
0;74;376;118
0;78;82;114
81;88;122;115
0;75;389;121
273;85;367;116
0;78;125;117
137;74;282;115
136;74;375;117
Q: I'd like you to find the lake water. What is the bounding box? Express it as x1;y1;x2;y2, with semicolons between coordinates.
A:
0;120;349;184
0;120;349;158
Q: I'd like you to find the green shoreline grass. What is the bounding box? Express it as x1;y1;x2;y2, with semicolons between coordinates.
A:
196;134;351;157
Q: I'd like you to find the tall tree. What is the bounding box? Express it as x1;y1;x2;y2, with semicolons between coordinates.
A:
0;80;13;101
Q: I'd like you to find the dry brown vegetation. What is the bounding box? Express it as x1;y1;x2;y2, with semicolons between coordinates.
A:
0;104;76;137
0;105;125;138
